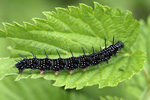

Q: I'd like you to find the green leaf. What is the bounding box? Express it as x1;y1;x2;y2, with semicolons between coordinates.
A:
126;16;150;100
100;96;124;100
132;16;150;73
0;77;93;100
124;72;146;99
0;2;145;89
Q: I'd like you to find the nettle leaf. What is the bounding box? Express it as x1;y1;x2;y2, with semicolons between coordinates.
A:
127;16;150;100
0;77;93;100
0;2;145;89
132;16;150;72
100;96;124;100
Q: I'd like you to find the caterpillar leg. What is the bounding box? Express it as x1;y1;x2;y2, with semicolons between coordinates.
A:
82;67;88;72
69;70;74;75
55;71;59;76
40;70;44;74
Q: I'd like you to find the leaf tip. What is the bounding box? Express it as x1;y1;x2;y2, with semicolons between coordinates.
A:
79;3;93;12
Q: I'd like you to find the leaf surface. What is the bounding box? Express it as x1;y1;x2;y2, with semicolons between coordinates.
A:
126;16;150;100
0;2;145;89
100;96;124;100
0;77;93;100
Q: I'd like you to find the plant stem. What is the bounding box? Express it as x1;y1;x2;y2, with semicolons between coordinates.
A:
142;67;150;86
140;86;150;100
140;67;150;100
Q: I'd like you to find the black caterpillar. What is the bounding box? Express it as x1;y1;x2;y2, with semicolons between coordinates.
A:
15;38;124;76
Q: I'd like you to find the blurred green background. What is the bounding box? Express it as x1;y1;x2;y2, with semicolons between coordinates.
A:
0;0;150;100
